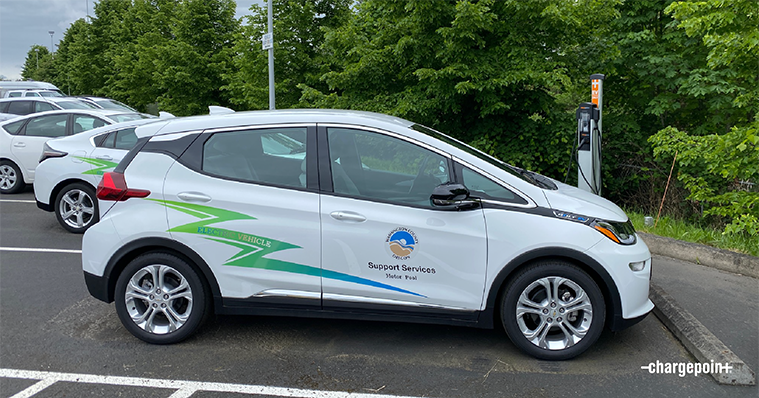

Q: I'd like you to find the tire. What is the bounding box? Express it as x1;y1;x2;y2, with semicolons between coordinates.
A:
54;183;99;233
0;160;25;194
501;261;605;360
115;252;210;344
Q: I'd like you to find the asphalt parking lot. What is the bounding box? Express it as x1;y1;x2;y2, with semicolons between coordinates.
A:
1;189;756;397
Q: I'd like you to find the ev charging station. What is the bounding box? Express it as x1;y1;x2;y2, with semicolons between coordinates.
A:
576;74;605;195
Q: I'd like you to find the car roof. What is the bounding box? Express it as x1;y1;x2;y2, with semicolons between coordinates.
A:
142;109;414;137
0;108;137;125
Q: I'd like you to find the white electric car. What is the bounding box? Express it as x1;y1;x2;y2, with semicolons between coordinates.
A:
0;109;151;194
34;119;165;233
82;109;653;360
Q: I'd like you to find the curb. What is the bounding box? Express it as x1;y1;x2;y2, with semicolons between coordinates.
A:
649;282;756;386
639;232;758;279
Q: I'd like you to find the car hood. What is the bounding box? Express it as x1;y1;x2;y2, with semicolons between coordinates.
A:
543;180;628;222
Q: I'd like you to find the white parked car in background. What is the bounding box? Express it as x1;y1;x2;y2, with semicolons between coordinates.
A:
82;109;653;360
34;119;164;233
0;109;151;194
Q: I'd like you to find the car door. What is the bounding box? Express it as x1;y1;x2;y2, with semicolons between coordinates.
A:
11;113;68;179
162;125;322;307
84;127;138;176
319;125;488;313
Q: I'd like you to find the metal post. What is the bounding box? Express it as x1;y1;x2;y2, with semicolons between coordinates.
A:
35;49;39;70
267;0;275;110
590;74;604;196
577;74;605;195
48;31;55;54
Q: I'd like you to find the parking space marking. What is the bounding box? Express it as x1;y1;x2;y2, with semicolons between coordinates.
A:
0;247;82;254
0;199;36;204
10;378;57;398
0;368;426;398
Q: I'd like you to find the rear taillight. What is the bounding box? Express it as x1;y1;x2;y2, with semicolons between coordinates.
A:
97;172;150;201
39;143;68;163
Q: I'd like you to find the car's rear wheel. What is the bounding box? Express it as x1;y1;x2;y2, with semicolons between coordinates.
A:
501;261;605;360
115;253;209;344
0;160;25;194
55;183;99;233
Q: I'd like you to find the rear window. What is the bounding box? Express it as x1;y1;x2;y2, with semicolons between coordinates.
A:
2;119;26;135
55;100;93;110
110;113;150;123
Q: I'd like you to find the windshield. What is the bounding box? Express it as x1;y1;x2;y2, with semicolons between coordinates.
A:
39;91;64;97
411;124;557;190
110;113;152;123
96;99;137;112
55;100;96;110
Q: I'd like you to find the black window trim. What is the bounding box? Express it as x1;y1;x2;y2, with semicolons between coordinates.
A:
179;123;319;194
452;155;536;208
453;162;528;206
317;123;459;211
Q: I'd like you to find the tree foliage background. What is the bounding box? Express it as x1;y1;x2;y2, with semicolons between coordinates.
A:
18;0;759;239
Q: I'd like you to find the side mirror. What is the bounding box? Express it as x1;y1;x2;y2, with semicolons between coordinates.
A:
430;183;479;210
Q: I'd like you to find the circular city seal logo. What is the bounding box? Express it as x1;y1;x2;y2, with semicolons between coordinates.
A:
386;227;418;260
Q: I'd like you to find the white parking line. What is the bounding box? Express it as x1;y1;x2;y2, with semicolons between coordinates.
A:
0;199;36;204
10;379;56;398
0;247;82;254
0;368;425;398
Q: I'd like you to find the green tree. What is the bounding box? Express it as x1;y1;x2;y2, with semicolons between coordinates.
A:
300;0;619;177
649;0;759;236
224;0;352;110
20;45;54;82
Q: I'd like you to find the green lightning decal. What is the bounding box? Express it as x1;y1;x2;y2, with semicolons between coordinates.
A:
74;156;119;175
150;199;425;298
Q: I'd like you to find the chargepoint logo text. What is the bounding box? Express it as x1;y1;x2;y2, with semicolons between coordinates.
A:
641;360;733;377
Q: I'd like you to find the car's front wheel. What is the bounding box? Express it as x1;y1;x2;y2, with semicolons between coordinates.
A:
115;252;210;344
0;160;25;194
501;261;605;360
55;183;99;233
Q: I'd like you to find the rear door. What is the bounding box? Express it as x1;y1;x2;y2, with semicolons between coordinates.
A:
162;124;323;307
10;113;68;179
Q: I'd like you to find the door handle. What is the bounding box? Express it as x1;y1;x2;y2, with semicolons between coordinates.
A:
96;155;113;161
177;192;212;203
13;142;25;148
330;211;366;223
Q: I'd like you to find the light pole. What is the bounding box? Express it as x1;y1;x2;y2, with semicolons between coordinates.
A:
48;31;55;54
267;0;275;110
34;48;39;70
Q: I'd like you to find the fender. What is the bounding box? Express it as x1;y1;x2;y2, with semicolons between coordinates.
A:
478;246;625;331
99;237;223;312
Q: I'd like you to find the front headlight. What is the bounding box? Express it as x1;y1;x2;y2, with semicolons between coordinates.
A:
591;219;637;245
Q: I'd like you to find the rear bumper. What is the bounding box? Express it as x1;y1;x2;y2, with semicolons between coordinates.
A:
36;199;52;212
84;271;111;303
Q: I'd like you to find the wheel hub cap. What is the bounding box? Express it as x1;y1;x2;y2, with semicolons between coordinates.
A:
125;264;193;335
516;276;593;350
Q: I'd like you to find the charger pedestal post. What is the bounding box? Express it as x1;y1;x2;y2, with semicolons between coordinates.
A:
577;74;604;195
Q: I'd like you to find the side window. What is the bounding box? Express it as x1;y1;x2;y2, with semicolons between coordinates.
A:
35;102;55;112
8;92;21;97
25;92;40;97
7;101;33;115
461;166;524;204
72;115;107;134
114;128;138;150
327;128;450;207
23;114;68;137
201;127;308;188
97;132;116;148
2;119;26;136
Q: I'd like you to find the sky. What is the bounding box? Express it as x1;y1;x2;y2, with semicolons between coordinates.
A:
0;0;262;81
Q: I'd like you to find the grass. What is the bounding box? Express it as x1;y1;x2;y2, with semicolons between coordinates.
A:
626;210;759;257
